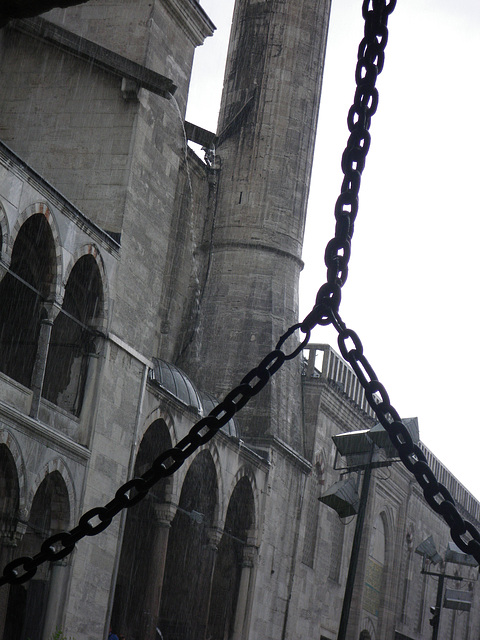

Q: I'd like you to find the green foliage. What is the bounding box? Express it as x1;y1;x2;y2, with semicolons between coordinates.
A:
50;629;75;640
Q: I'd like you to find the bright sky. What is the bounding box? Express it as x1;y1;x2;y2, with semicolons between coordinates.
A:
186;1;480;499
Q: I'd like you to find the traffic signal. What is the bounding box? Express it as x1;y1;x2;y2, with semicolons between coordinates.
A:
429;606;440;628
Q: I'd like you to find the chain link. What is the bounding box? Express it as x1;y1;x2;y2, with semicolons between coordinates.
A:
3;0;478;585
301;0;396;332
327;308;480;564
0;324;310;586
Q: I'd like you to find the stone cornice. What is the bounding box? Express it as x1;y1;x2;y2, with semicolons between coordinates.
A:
0;141;121;254
0;400;90;463
161;0;215;47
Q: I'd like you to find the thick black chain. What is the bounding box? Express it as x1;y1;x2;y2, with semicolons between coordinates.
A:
301;0;480;565
302;0;396;332
3;0;479;586
0;326;310;586
330;308;480;564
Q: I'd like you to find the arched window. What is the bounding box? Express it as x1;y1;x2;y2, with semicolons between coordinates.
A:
111;420;173;640
159;450;218;640
0;215;55;387
3;470;70;640
42;254;103;415
0;444;20;540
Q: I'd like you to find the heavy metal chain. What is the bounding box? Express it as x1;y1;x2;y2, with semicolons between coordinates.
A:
0;327;310;586
300;0;480;564
2;0;479;587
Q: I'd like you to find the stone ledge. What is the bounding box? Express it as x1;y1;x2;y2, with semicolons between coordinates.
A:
162;0;215;47
10;16;177;98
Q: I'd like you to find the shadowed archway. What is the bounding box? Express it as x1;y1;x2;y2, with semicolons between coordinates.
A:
158;450;218;640
111;419;173;640
207;475;255;640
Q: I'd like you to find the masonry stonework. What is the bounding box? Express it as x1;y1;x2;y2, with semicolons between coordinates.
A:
0;2;479;640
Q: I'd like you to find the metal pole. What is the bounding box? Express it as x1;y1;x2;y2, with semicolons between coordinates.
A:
337;463;373;640
432;573;444;640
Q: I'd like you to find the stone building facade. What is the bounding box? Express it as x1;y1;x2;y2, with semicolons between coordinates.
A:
0;2;479;640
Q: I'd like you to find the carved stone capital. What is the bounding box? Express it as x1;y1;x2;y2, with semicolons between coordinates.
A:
241;544;257;568
207;526;223;551
151;502;176;528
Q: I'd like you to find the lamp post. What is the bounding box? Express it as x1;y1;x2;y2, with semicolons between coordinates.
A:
415;538;477;640
320;419;420;640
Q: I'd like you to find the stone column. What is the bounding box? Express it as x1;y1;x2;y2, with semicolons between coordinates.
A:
232;539;257;640
200;527;222;640
78;333;104;443
140;502;176;640
42;559;69;640
29;302;60;419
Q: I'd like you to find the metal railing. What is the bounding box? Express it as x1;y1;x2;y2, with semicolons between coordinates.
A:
302;343;376;419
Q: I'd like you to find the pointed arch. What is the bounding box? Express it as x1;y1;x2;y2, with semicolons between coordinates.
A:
226;465;259;534
9;203;63;301
364;511;389;622
0;444;20;540
111;418;175;640
0;211;59;387
64;243;109;328
42;251;105;415
159;450;219;639
207;473;256;640
0;429;26;517
3;468;71;640
139;407;177;460
28;458;76;528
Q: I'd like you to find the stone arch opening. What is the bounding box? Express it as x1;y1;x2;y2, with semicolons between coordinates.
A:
111;419;173;640
42;253;103;415
159;450;218;640
207;475;256;640
0;444;20;541
0;214;56;387
3;470;70;640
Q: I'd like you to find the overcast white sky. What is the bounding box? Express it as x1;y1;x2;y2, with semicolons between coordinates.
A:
186;0;480;499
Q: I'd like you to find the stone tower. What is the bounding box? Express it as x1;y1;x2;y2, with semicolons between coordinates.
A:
182;0;331;450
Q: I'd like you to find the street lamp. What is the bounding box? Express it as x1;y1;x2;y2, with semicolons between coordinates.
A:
415;538;478;640
319;418;419;640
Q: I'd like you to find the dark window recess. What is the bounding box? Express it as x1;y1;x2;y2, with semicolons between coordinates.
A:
111;420;173;640
3;471;70;640
42;254;102;416
0;215;55;387
159;451;219;640
0;444;20;538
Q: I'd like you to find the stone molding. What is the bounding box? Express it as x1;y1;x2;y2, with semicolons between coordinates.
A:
161;0;215;47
